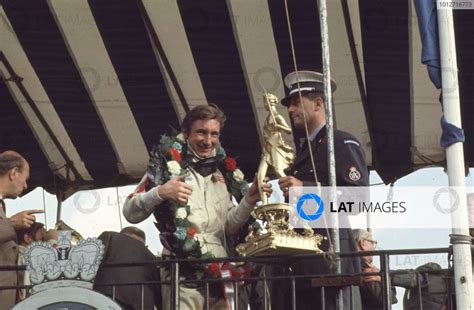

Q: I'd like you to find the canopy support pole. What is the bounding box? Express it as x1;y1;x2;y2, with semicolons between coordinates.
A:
55;180;64;223
318;0;342;308
437;6;473;310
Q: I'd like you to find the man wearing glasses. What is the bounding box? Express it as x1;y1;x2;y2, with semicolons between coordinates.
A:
353;230;379;278
353;229;425;310
353;229;397;309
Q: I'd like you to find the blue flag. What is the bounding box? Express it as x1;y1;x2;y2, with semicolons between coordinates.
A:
414;0;442;89
414;0;465;147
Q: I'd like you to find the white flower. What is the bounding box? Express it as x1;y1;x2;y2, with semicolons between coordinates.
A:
175;207;188;219
167;160;181;176
233;169;245;182
176;133;185;142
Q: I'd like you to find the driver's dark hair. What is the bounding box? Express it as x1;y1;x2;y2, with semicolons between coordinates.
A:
181;104;226;133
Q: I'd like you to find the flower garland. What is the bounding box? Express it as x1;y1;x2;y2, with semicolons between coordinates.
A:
155;132;249;267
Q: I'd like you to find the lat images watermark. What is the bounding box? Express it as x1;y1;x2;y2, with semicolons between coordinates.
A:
289;186;473;229
72;189;131;214
73;190;101;214
392;254;448;269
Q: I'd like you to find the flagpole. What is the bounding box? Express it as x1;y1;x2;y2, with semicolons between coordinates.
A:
437;5;473;309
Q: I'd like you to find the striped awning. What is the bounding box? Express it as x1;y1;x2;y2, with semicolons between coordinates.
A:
1;0;473;198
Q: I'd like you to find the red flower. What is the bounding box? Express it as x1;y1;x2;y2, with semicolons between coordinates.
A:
187;227;197;238
208;262;220;275
224;157;237;172
169;148;181;162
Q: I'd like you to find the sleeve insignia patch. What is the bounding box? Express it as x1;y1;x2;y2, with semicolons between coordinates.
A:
348;166;361;181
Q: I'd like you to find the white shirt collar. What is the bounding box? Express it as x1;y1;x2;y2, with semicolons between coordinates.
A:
309;123;326;141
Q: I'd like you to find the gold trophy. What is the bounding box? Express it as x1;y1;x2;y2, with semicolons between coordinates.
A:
236;93;324;256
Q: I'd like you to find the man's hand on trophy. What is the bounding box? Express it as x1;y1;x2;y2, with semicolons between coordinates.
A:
157;175;193;203
245;176;273;205
278;176;303;198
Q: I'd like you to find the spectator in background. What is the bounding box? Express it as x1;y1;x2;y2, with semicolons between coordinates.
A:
353;229;418;310
403;262;448;310
93;227;161;310
1;150;43;309
16;223;57;300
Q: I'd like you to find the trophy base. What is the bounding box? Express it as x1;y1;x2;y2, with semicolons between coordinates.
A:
236;231;324;256
236;203;324;257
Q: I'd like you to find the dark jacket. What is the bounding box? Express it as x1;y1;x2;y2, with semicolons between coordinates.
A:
403;263;448;310
93;231;161;310
360;263;420;309
291;126;369;187
289;126;368;278
359;260;398;310
270;126;369;310
360;280;397;310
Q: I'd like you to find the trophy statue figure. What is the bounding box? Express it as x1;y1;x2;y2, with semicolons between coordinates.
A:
257;93;295;204
236;93;324;257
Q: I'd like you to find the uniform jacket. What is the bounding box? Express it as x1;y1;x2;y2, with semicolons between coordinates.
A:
288;125;369;278
0;200;19;310
291;125;369;188
269;126;368;310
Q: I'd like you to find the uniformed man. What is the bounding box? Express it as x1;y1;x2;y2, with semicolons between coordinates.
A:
274;71;369;310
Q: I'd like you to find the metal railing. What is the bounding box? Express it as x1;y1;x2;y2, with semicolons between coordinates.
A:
0;247;457;310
